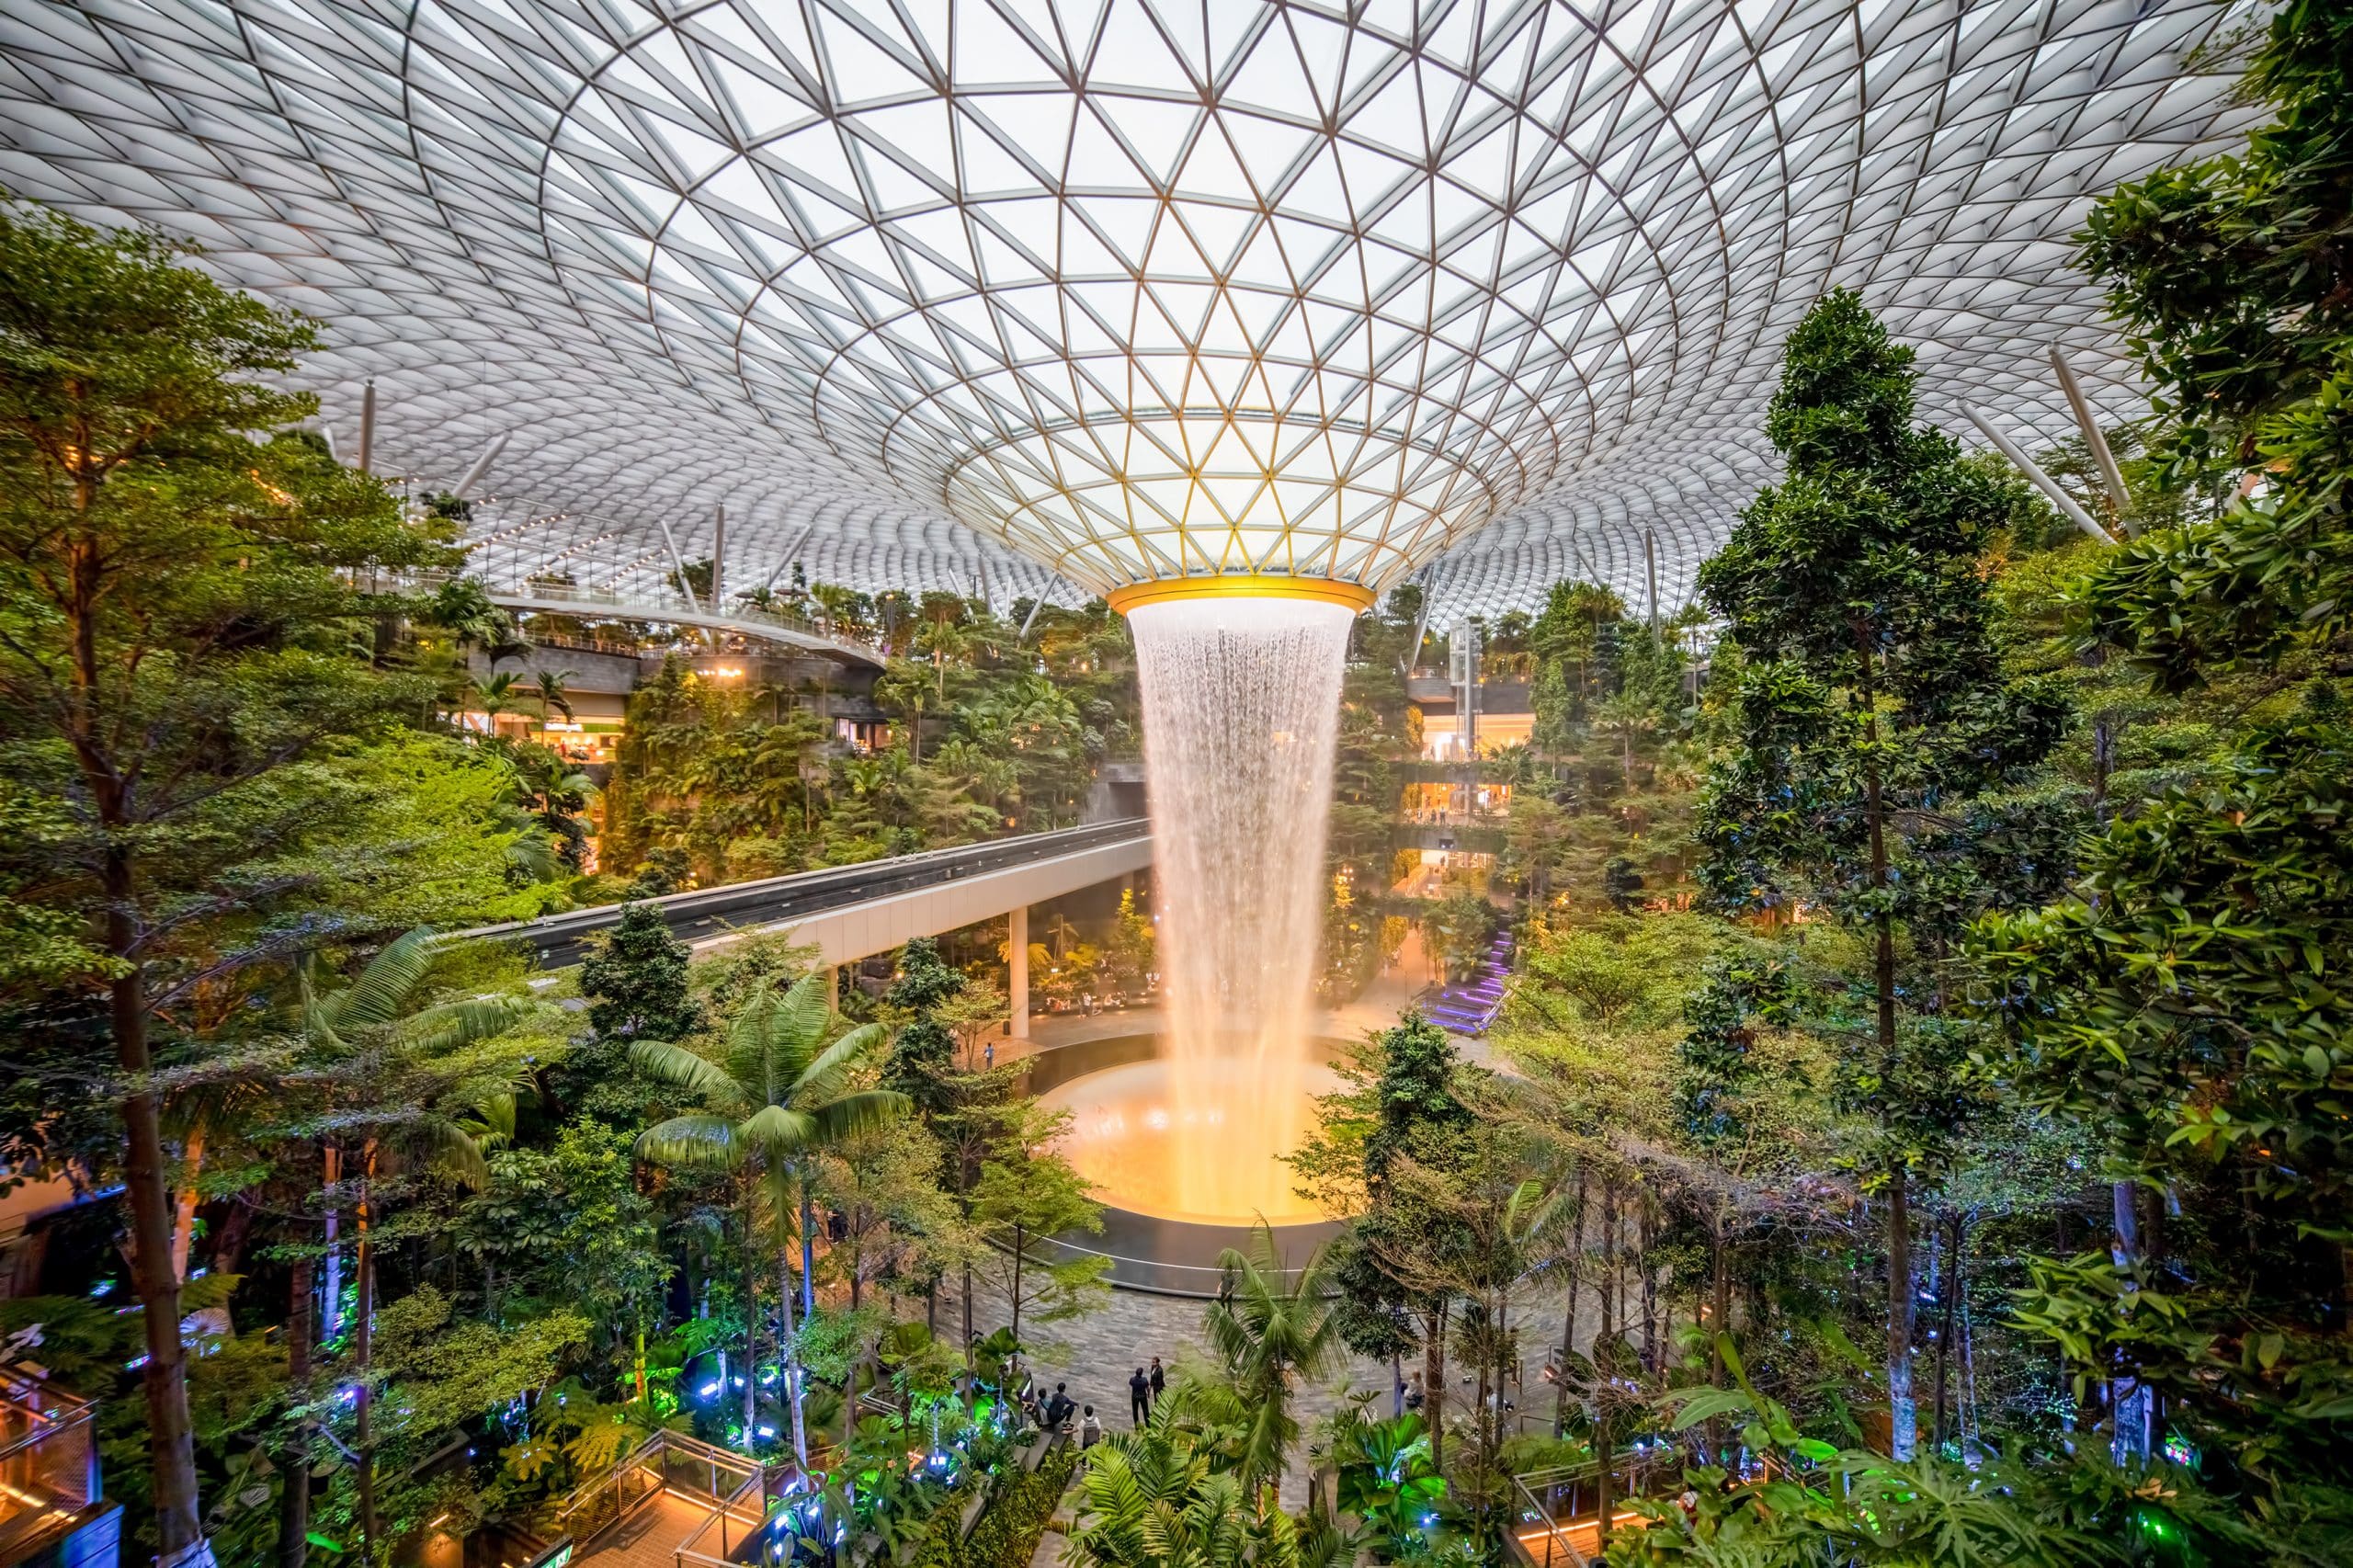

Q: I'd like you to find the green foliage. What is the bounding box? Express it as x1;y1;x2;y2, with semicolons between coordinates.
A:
1069;1425;1347;1568
370;1286;592;1449
1328;1408;1447;1553
886;937;966;1118
457;1120;671;1341
1673;948;1800;1148
1365;1015;1474;1186
966;1445;1076;1568
967;1103;1110;1340
1512;914;1719;1037
581;903;700;1041
1978;698;2353;1483
2073;1;2353;687
1198;1227;1344;1490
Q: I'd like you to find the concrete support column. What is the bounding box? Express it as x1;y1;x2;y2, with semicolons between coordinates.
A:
1007;904;1029;1040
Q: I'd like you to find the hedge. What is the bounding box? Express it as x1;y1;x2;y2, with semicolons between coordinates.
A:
964;1445;1078;1568
903;1443;1077;1568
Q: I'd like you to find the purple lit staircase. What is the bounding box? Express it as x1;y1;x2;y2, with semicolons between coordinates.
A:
1421;929;1515;1036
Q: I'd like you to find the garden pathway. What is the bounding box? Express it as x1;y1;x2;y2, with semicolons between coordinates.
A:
572;1491;712;1568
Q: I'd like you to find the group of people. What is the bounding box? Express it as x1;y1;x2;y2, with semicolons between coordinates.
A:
1017;1356;1165;1450
1128;1358;1165;1425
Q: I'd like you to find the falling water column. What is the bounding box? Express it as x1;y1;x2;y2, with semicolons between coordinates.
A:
1117;581;1363;1220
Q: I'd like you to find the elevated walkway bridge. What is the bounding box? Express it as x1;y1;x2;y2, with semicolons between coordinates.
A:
472;820;1153;1028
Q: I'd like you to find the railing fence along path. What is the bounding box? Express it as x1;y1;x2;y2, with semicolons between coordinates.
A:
532;1429;790;1568
1510;1451;1675;1568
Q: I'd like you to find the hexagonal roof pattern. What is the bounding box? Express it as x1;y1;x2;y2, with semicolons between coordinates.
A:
0;0;2254;614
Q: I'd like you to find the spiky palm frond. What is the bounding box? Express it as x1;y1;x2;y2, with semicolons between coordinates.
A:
627;1039;745;1107
637;1113;745;1171
739;1102;823;1161
788;1022;888;1107
805;1088;911;1144
326;927;440;1031
408;1114;491;1190
404;993;531;1055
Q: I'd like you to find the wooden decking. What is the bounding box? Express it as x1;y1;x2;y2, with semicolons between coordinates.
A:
574;1492;715;1568
1516;1509;1651;1566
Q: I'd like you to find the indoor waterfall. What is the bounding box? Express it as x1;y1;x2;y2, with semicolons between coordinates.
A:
1114;593;1354;1221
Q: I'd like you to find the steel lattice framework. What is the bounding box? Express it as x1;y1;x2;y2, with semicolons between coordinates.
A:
0;0;2256;614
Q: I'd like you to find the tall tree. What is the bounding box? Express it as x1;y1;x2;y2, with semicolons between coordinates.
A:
629;973;907;1466
881;936;963;1119
580;903;701;1042
0;205;447;1564
1694;290;2066;1459
965;1101;1109;1346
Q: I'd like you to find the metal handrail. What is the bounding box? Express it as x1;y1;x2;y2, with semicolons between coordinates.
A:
1510;1452;1671;1567
542;1428;774;1555
1513;1472;1589;1568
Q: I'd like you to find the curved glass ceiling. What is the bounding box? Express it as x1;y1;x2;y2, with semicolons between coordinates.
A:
0;0;2252;610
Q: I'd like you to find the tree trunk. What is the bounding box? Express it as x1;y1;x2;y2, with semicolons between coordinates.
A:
354;1142;379;1560
1933;1211;1962;1451
1010;1224;1025;1348
743;1191;759;1449
171;1124;207;1282
1859;676;1915;1464
1422;1302;1447;1470
780;1238;808;1471
1708;1211;1730;1465
1885;1170;1916;1462
111;928;210;1563
800;1176;819;1319
1639;1198;1657;1374
1596;1189;1615;1551
2110;1180;2150;1460
322;1144;342;1337
211;1197;254;1278
278;1253;314;1568
1554;1169;1586;1438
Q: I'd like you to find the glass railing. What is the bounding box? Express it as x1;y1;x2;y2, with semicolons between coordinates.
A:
0;1370;98;1562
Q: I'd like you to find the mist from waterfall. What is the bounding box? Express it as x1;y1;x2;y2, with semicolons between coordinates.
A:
1127;595;1354;1221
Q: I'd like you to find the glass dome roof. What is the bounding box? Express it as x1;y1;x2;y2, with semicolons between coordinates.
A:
0;0;2255;612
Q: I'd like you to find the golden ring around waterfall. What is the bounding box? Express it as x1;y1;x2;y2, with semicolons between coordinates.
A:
1104;574;1380;616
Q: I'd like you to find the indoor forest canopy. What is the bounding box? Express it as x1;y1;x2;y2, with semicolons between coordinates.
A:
3;3;2353;1568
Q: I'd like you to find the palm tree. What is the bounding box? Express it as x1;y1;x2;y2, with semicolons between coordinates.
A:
531;668;575;735
470;669;526;733
1202;1224;1345;1500
509;745;597;871
628;974;909;1467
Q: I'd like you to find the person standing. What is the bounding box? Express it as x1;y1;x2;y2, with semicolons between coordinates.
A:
1129;1367;1150;1426
1081;1405;1103;1449
1147;1357;1165;1410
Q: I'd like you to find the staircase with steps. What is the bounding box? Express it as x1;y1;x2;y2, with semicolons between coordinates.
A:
1420;929;1515;1035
